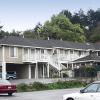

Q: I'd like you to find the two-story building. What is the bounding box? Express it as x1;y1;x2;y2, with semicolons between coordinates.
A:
0;36;100;79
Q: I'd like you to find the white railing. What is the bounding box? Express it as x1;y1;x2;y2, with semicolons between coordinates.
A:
36;54;50;62
22;54;36;63
49;58;59;70
22;54;51;63
23;52;89;63
22;53;67;71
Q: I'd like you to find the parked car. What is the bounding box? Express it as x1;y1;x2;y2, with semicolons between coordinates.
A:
0;71;16;80
63;81;100;100
0;79;16;96
6;71;16;80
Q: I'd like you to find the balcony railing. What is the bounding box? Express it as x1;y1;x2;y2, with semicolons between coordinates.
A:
22;54;51;63
22;53;88;64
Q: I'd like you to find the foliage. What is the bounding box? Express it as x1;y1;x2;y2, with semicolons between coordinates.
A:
1;8;100;42
60;9;100;42
89;22;100;42
41;14;85;42
74;65;97;78
48;81;86;89
31;82;48;91
23;30;36;39
17;81;87;92
84;65;97;77
17;83;31;92
63;73;68;78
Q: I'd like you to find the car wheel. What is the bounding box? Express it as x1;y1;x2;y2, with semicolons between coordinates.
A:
67;98;74;100
9;77;13;80
8;93;12;96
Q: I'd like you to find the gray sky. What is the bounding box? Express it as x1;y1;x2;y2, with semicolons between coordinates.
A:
0;0;100;32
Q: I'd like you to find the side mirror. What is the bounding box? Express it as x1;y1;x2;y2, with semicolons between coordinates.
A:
80;89;84;93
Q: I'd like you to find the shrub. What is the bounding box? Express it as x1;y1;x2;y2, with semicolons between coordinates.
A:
17;83;31;92
16;81;87;92
63;73;68;78
31;82;48;91
47;81;87;89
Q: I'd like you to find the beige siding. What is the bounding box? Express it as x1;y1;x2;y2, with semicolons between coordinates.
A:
5;46;23;63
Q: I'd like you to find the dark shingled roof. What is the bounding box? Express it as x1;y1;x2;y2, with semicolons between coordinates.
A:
93;43;100;50
74;53;100;62
0;36;97;50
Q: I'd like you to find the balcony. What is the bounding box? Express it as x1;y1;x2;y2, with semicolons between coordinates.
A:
22;54;36;63
22;54;50;63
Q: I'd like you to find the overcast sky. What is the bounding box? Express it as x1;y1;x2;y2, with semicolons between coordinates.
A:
0;0;100;32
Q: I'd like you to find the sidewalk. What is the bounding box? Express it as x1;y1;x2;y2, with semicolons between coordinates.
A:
10;78;75;84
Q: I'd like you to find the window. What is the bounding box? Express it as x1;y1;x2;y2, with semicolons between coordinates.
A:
47;49;52;55
84;83;99;93
78;51;81;56
60;49;63;54
65;50;68;54
24;48;28;54
36;48;40;54
98;51;100;56
10;47;17;57
41;49;44;54
70;50;73;54
31;49;35;55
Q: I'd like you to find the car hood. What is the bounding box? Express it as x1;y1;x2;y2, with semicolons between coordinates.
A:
63;92;80;100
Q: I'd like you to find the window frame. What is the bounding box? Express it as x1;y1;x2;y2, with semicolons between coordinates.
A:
9;47;18;58
83;83;100;93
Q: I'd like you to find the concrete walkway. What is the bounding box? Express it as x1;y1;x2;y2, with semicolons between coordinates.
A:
10;78;75;84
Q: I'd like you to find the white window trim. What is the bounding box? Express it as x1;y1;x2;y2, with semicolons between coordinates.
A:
9;47;18;58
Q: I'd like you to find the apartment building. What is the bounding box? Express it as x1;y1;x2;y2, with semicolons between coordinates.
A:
0;36;100;79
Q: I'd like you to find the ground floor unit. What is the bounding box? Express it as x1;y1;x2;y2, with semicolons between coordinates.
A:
0;62;60;79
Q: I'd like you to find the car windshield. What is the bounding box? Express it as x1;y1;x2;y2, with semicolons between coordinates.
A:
0;80;11;85
84;83;100;93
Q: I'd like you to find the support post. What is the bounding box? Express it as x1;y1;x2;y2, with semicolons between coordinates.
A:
35;63;38;79
43;64;44;78
72;63;74;70
58;63;61;77
47;63;49;78
2;62;6;80
2;46;6;80
28;64;31;79
67;62;68;69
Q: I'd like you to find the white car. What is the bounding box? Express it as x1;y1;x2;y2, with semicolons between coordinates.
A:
63;81;100;100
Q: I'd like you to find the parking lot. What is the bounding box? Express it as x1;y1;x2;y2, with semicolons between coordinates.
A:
0;88;81;100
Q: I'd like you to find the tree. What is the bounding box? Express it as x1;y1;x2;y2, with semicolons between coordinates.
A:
33;22;43;39
89;22;100;42
23;30;36;39
84;65;96;82
41;14;86;42
60;10;72;20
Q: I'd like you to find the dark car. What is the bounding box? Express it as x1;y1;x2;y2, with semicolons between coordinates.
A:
0;80;16;96
0;71;16;80
6;72;16;80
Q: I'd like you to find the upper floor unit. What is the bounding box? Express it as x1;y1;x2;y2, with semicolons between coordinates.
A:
0;36;99;64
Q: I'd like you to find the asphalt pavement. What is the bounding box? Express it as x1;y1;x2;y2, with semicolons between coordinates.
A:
0;88;81;100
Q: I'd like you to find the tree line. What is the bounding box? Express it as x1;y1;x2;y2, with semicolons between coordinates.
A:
1;9;100;43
